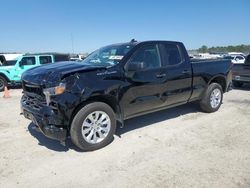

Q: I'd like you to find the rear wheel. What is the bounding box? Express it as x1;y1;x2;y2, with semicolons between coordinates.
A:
199;83;223;113
70;102;117;151
233;81;243;88
0;76;7;92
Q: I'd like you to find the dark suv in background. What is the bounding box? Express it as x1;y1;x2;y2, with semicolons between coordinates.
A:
232;54;250;87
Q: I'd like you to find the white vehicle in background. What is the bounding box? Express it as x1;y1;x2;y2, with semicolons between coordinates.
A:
69;54;87;61
224;55;245;64
228;52;245;57
195;53;221;59
232;55;245;64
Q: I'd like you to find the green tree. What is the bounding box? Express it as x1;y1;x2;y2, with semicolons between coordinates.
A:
198;45;208;53
196;44;250;54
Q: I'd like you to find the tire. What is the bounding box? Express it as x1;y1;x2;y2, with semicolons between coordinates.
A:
199;83;223;113
232;81;243;88
0;76;7;92
70;102;117;151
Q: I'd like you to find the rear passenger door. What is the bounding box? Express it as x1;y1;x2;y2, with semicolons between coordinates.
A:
159;42;192;106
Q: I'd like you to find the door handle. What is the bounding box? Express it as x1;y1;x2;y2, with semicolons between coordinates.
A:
156;73;166;78
182;70;190;74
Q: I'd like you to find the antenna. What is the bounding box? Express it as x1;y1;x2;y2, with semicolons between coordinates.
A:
130;39;137;43
71;33;75;54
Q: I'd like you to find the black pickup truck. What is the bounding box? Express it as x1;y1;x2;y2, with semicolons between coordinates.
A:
232;54;250;87
21;40;232;151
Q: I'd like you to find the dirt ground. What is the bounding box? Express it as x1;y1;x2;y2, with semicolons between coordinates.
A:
0;87;250;188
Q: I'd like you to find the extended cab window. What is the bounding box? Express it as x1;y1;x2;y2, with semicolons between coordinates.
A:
162;44;183;66
40;56;52;64
129;45;161;70
20;57;36;65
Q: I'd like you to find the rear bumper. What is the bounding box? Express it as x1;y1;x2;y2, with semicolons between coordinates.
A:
21;95;67;141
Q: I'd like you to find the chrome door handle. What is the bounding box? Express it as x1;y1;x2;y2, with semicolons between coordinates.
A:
156;73;166;78
182;70;190;74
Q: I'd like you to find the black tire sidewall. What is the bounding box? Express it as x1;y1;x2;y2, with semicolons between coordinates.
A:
70;102;116;151
0;76;7;91
200;83;223;113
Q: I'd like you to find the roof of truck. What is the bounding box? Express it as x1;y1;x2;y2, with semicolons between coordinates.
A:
129;39;181;44
106;40;182;48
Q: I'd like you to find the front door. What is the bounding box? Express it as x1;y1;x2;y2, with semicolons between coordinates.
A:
121;44;167;118
14;56;37;81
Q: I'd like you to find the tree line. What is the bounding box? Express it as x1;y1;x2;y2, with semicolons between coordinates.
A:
197;45;250;54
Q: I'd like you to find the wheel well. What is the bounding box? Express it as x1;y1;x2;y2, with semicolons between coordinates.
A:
69;95;119;128
209;76;226;92
87;95;118;113
0;73;10;82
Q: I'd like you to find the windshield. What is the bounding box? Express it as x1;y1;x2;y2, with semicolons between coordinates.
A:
82;44;135;67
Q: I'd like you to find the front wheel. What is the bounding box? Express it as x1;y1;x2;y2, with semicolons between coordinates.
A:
70;102;117;151
199;83;223;113
0;76;7;92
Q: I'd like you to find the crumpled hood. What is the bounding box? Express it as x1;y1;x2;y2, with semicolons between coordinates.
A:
21;61;105;86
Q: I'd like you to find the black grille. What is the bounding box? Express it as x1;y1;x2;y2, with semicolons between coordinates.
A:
22;81;43;96
22;94;46;112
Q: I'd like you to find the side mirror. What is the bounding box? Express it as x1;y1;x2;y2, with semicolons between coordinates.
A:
127;61;146;72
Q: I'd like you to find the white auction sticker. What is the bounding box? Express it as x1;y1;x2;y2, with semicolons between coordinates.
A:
109;56;123;60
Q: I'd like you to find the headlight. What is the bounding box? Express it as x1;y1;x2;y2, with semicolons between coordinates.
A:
43;83;66;95
43;83;66;105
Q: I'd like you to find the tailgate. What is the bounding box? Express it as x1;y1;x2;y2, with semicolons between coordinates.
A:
232;64;250;81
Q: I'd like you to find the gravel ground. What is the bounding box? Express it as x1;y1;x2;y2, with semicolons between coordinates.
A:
0;87;250;188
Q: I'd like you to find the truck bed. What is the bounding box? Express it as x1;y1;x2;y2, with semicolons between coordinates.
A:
191;59;232;76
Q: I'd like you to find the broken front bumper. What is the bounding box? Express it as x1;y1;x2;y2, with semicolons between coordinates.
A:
21;94;67;141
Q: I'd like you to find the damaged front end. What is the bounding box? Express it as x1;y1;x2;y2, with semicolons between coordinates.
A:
20;69;82;142
21;85;68;141
20;61;115;143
